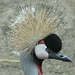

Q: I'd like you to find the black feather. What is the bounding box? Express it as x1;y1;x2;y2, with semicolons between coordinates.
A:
44;34;62;53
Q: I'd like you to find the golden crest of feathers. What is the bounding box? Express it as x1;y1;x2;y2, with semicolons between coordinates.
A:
7;2;70;55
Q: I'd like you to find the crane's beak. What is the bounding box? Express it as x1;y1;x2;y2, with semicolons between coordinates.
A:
48;51;72;62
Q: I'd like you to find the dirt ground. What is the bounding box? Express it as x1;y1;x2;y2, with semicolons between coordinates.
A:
0;0;75;75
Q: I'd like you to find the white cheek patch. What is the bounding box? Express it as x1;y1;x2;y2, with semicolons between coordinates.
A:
35;44;49;59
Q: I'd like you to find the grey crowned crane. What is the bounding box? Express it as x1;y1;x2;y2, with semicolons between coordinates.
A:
8;2;72;75
20;34;72;75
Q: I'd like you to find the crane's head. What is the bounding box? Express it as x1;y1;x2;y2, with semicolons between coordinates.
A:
34;34;72;62
20;34;72;75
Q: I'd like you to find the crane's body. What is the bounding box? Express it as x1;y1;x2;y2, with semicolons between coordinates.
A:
8;2;72;75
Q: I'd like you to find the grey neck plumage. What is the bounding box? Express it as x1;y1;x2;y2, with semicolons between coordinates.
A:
20;53;38;75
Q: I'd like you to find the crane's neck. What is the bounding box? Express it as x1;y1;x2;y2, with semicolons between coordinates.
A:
20;52;44;75
32;49;44;75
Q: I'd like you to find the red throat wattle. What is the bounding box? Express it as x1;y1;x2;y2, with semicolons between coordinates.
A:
36;63;43;75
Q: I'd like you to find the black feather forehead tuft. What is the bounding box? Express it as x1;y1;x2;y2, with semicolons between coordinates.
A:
44;34;62;53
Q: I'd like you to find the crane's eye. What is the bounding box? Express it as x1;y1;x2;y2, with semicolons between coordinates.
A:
45;48;50;53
